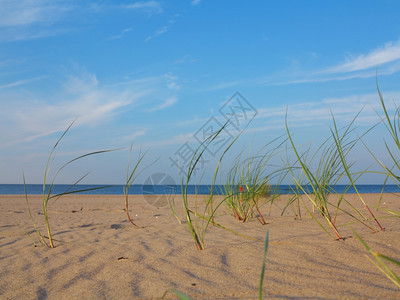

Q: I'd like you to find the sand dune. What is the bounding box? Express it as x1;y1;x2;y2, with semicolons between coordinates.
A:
0;193;399;299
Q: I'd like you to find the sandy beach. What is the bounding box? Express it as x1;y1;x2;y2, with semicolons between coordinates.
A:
0;193;399;299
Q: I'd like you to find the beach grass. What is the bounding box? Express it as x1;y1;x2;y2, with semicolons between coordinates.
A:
179;121;241;250
221;139;284;224
329;110;384;232
354;230;400;288
368;80;400;217
10;85;400;298
285;112;344;240
284;106;387;240
23;121;117;248
168;193;182;224
124;143;148;228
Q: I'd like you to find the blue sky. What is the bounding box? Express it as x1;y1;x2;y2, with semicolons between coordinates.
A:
1;1;400;185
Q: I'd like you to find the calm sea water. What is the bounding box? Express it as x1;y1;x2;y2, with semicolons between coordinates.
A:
1;184;399;195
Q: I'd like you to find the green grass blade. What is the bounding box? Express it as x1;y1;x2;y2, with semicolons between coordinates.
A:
124;145;152;228
23;172;47;246
188;209;261;242
353;229;400;288
162;288;191;299
329;109;384;231
258;228;269;300
25;120;120;248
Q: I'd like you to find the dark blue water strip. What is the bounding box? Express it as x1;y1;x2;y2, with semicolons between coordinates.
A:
0;184;399;195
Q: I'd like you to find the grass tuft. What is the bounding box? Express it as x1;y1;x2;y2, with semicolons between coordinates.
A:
285;111;344;240
222;139;284;224
23;121;117;248
179;120;245;250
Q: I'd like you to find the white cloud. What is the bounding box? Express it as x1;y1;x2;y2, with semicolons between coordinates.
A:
0;0;74;41
144;14;178;42
113;73;181;111
253;91;400;133
0;1;161;42
0;0;73;27
132;129;147;139
0;72;143;146
0;76;48;89
116;129;148;146
108;27;133;40
167;82;180;90
144;25;169;42
10;95;134;145
165;73;181;90
191;0;202;6
325;41;400;73
174;55;197;64
0;69;182;146
259;40;400;86
123;1;162;14
148;96;178;112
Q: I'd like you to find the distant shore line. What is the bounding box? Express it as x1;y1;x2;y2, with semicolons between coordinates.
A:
1;184;400;195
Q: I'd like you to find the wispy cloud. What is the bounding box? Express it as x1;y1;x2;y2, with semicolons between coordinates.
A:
0;1;162;42
174;55;197;64
107;27;133;40
191;0;202;6
165;73;181;91
0;68;182;146
144;25;169;42
144;13;179;43
324;41;400;73
115;73;180;111
13;85;136;143
0;75;48;89
116;129;148;146
0;0;73;41
0;0;73;27
1;71;141;145
131;129;147;139
259;40;400;86
252;91;400;134
148;96;178;112
123;1;162;14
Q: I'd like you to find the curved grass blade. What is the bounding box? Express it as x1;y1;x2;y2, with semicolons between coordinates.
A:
180;119;241;250
124;143;150;228
24;121;119;248
23;172;47;246
285;110;342;240
162;288;191;300
188;208;261;242
258;228;269;300
329;110;384;231
353;229;400;288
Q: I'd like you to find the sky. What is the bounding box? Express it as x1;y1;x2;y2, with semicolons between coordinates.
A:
1;0;400;185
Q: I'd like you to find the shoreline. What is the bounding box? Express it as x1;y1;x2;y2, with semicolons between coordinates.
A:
1;193;399;298
1;191;399;197
1;183;400;197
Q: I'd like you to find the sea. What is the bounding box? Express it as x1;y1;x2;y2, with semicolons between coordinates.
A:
1;184;400;195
